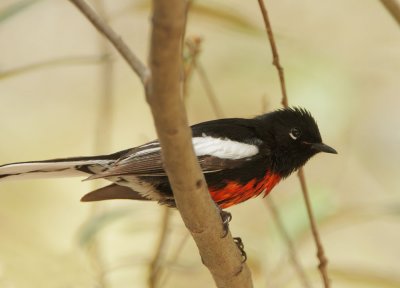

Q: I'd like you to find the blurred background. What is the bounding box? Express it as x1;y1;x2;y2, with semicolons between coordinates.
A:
1;0;400;287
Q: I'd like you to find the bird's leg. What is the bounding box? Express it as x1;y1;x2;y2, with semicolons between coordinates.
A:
219;209;232;238
233;237;247;263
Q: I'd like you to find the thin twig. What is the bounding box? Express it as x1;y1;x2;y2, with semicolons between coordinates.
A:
298;169;329;286
68;0;150;85
261;96;311;288
181;0;193;73
380;0;400;26
196;62;224;118
256;0;288;108
184;37;224;118
183;36;202;99
148;208;171;288
257;0;330;287
0;55;106;80
265;198;312;288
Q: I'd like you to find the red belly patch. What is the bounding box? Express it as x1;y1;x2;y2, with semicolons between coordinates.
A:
209;172;281;208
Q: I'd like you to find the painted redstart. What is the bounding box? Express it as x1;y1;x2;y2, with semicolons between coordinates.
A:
0;107;336;208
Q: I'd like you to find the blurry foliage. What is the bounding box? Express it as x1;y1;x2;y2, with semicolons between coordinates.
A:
330;267;400;288
78;207;133;246
0;55;107;79
0;0;41;23
276;186;335;240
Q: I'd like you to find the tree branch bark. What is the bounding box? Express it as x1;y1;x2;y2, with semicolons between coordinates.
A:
146;1;253;287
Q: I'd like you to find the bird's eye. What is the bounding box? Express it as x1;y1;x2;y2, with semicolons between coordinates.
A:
289;128;301;140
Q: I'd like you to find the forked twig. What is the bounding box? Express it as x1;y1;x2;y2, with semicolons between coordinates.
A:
257;0;330;287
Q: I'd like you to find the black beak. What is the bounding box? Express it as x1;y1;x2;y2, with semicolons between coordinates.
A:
311;143;337;154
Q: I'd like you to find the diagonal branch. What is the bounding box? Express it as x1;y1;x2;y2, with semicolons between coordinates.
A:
68;0;150;85
68;0;253;286
257;0;330;287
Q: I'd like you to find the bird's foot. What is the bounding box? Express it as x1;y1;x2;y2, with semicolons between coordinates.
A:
219;210;232;238
233;237;247;263
217;209;247;263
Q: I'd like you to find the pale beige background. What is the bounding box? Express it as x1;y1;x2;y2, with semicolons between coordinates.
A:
0;0;399;287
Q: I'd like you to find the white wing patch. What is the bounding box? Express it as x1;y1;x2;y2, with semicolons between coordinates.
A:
130;136;260;160
192;136;259;159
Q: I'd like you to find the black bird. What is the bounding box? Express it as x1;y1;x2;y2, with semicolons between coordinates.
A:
0;107;337;208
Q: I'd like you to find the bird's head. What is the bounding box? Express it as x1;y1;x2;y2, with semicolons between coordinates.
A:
257;107;337;177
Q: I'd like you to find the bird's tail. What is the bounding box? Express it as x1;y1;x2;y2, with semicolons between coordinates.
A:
0;149;131;181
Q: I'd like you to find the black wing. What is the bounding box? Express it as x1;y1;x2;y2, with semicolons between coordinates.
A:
88;118;265;179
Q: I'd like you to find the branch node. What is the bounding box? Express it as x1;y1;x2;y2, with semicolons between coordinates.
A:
195;179;203;188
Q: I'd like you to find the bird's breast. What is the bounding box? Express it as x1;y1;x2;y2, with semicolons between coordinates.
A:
209;171;281;208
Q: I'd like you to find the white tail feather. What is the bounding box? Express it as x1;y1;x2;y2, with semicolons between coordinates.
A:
0;160;111;181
